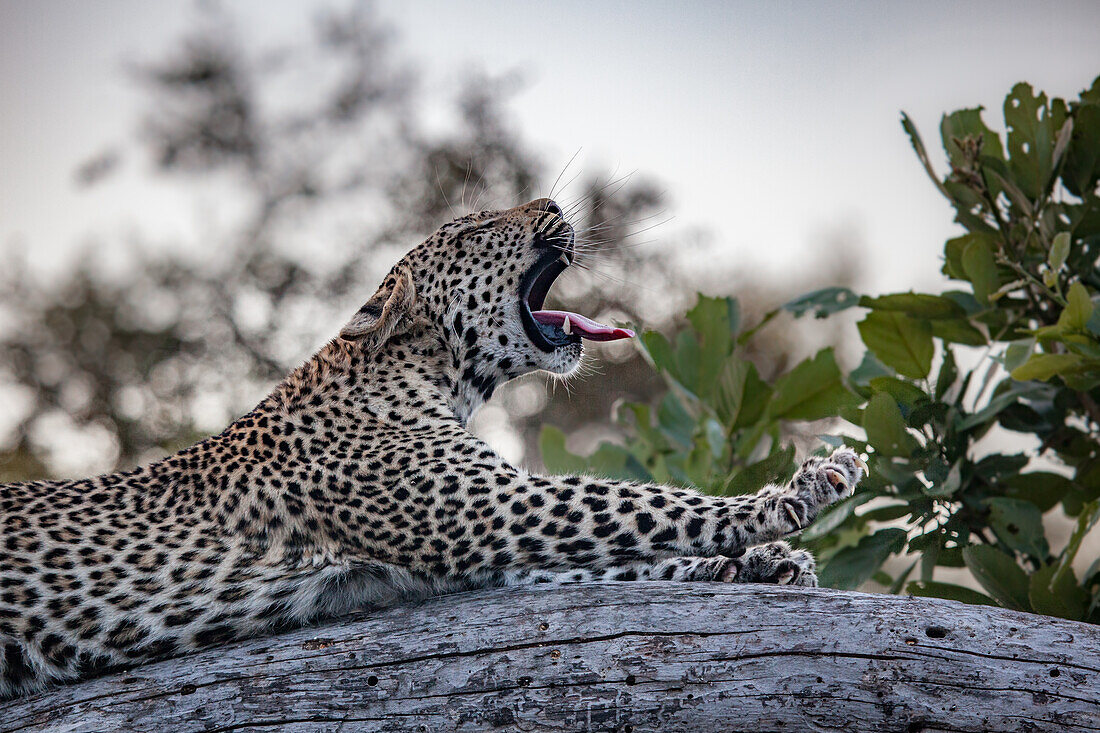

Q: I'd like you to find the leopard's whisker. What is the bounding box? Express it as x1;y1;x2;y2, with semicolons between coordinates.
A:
547;148;582;202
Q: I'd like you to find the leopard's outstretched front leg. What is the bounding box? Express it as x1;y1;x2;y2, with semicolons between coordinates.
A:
402;424;866;578
526;446;867;566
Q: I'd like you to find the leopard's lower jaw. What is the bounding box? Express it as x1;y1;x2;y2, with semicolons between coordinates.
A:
546;343;584;376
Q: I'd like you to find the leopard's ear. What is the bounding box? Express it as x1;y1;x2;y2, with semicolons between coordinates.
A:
339;265;417;347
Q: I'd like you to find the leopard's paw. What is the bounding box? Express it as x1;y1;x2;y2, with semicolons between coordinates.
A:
823;446;868;493
779;447;868;532
721;541;818;586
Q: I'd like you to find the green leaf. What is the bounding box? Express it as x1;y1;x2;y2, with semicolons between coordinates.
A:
1063;97;1100;197
943;234;987;280
1051;115;1074;176
888;560;919;596
736;307;779;346
656;392;695;450
703;418;725;461
1049;232;1071;271
819;528;907;590
986;498;1049;559
902;111;951;198
724;445;796;495
784;287;859;318
683;436;718;489
962;545;1031;611
907;581;998;607
935;348;958;400
973;452;1029;481
539;426;590;474
868;377;928;409
673;329;703;394
1060;500;1100;571
1011;353;1086;381
539;428;652;483
863;392;919;457
1074;459;1100;504
943;182;997;233
730;420;769;462
1058;281;1094;331
1004;82;1054;200
939;107;1008;217
1087;307;1100;339
858;292;966;320
1031;323;1067;341
956;381;1044;430
923;461;961;498
595;446;652;482
767;349;862;421
961;235;998;303
1028;499;1095;623
917;534;941;582
985;161;1035;218
801;493;874;542
1029;562;1087;620
639;331;675;374
931;318;987;346
941;289;984;315
716;358;772;429
849;351;892;391
687;294;739;357
619;403;660;448
1003;339;1035;372
857;311;934;379
1004;472;1076;512
941;106;1005;166
1063;372;1100;393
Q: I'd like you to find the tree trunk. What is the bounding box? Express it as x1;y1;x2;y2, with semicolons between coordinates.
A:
3;584;1097;732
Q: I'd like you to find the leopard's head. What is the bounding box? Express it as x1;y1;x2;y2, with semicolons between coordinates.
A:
339;198;633;415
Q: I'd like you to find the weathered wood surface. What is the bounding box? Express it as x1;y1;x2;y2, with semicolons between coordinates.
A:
3;583;1098;733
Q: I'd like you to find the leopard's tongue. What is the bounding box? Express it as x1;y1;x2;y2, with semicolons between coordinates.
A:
532;310;635;342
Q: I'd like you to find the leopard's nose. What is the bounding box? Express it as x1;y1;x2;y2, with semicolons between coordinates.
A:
526;198;564;219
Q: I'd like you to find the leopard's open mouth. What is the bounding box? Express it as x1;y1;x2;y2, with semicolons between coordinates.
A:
519;243;635;353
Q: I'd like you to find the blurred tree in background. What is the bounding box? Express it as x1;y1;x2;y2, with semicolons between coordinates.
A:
0;2;858;482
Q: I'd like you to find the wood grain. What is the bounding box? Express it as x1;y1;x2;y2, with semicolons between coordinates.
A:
3;583;1097;732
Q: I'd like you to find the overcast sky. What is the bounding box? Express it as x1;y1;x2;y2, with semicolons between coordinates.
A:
3;0;1100;294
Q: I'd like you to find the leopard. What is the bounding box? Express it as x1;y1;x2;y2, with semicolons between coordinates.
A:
0;198;866;699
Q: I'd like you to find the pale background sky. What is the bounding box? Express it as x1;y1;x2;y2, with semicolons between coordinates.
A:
3;1;1099;292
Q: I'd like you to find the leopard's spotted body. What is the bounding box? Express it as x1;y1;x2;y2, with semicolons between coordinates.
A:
0;199;865;698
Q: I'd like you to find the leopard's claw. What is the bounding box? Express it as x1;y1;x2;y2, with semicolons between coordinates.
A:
784;502;803;529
